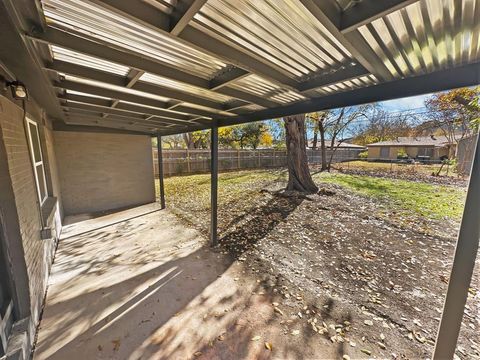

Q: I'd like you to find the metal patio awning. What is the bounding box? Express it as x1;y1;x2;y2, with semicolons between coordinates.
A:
1;0;479;136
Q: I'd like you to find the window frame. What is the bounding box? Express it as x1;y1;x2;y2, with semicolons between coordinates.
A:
26;118;48;205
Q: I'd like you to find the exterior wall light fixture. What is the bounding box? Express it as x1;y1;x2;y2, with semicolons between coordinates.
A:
6;80;29;100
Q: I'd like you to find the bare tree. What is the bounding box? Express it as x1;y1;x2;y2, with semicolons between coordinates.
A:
284;114;318;193
309;105;371;171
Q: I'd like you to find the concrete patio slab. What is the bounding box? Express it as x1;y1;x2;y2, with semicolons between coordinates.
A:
32;203;341;360
33;204;239;360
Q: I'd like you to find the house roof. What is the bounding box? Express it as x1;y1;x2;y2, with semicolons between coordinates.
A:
368;135;453;147
307;140;366;149
1;0;479;136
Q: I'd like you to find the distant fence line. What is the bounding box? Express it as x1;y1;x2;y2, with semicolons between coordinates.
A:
153;148;363;177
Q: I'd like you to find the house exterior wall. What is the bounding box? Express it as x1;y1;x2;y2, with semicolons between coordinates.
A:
368;147;380;158
0;94;61;357
54;131;155;216
368;145;446;160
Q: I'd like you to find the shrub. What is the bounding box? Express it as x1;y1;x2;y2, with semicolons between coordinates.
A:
358;151;368;159
397;149;408;159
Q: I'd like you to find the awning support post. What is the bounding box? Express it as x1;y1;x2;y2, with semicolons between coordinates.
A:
433;134;480;359
210;127;218;246
157;134;165;209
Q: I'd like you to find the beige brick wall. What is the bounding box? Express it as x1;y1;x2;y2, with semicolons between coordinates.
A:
54;131;155;215
0;95;60;342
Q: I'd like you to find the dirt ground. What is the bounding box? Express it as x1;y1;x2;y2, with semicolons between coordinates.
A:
166;169;479;359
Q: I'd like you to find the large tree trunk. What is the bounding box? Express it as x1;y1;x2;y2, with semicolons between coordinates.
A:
284;114;318;193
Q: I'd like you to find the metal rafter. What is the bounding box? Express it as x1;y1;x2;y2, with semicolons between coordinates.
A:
298;0;395;82
89;0;299;90
61;102;196;127
54;79;235;119
46;60;230;112
31;27;280;108
103;68;144;118
340;0;419;33
170;0;208;36
52;121;153;135
60;93;196;122
298;63;370;92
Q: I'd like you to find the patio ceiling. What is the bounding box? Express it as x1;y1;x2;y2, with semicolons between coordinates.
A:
2;0;480;135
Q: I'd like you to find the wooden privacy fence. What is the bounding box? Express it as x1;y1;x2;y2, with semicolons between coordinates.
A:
153;148;363;177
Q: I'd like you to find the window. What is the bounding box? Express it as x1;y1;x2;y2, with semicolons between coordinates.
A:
26;118;48;205
418;147;434;157
380;147;390;159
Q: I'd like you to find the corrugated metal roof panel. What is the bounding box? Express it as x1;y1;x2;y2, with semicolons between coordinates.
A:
228;74;307;104
309;74;378;96
192;0;353;80
140;72;235;103
64;75;172;102
50;45;130;76
42;0;227;79
358;0;480;79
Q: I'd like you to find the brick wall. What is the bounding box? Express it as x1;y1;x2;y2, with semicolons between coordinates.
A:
54;131;155;215
0;94;60;354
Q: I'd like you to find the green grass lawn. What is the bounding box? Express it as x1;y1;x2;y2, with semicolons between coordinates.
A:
314;172;466;220
339;160;457;177
156;169;466;222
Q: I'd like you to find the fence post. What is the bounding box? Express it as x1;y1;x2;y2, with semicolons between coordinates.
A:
257;150;260;167
186;148;191;173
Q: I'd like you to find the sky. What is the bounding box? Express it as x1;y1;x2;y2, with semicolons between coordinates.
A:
378;93;431;112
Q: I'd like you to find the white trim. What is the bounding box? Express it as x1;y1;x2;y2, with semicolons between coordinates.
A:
25;118;48;205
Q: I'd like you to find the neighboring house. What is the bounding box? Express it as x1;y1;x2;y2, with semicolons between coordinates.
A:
307;140;366;150
456;134;479;175
367;135;455;160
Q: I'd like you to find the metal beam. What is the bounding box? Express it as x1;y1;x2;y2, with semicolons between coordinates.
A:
210;126;218;246
433;135;480;359
157;122;216;136
64;115;159;133
297;63;370;92
64;110;172;128
55;79;226;119
60;93;194;122
61;102;188;126
47;60;228;111
217;62;480;127
52;121;152;135
156;135;166;209
216;87;279;108
56;79;170;110
340;0;419;33
170;0;208;36
104;68;144;118
299;0;394;81
209;67;250;90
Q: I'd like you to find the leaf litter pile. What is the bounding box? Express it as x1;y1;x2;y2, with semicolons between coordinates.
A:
162;169;479;359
